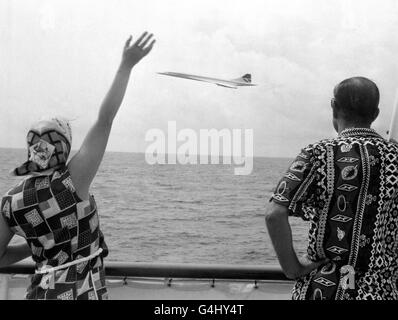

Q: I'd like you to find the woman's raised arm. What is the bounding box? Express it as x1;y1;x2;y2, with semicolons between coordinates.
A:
68;32;155;200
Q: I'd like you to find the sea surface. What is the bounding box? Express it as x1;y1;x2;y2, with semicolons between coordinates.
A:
0;148;309;265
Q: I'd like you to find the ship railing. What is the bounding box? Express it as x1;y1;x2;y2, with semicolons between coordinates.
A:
0;261;289;280
0;261;291;299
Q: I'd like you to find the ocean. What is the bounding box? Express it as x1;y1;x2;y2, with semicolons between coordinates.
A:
0;148;309;265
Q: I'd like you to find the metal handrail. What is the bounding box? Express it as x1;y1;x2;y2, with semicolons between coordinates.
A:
0;261;289;281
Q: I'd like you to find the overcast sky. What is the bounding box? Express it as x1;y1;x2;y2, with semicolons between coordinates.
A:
1;0;398;157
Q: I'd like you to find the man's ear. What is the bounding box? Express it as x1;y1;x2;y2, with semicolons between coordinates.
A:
331;98;340;111
331;99;339;118
373;108;380;121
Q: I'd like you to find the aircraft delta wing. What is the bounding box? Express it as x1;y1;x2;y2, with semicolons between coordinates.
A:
158;72;257;89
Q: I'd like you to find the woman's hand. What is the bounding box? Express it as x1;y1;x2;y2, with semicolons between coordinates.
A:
121;32;155;70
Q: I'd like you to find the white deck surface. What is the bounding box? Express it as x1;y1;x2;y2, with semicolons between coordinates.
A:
2;275;293;300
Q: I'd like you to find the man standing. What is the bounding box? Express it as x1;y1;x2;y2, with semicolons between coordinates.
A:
266;77;398;300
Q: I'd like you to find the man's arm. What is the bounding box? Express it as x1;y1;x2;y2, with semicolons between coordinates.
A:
68;32;155;200
265;202;325;279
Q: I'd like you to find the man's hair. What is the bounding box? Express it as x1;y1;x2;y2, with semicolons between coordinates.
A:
333;77;380;123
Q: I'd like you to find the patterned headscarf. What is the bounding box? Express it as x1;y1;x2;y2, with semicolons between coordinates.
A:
12;117;72;176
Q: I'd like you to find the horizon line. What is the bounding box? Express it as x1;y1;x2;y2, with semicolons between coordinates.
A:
0;146;293;160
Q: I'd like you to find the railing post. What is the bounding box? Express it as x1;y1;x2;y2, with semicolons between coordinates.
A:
0;274;9;300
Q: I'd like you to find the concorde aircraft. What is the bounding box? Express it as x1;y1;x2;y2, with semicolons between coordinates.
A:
157;72;257;89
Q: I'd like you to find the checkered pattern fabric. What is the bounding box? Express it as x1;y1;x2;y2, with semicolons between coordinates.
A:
1;167;109;300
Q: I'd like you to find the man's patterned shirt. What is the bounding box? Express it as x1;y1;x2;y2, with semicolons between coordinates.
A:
271;128;398;300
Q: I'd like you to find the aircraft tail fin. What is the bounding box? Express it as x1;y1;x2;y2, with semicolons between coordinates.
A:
233;74;252;83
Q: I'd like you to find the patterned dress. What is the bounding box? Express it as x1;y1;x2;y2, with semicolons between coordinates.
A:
271;128;398;300
1;167;109;300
